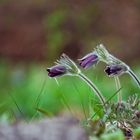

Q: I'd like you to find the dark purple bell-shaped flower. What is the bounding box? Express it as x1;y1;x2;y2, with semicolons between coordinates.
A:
105;64;127;77
78;52;99;69
47;65;67;77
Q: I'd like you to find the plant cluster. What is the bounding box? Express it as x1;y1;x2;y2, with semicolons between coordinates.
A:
47;44;140;139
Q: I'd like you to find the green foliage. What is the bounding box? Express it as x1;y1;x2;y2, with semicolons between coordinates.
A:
0;61;139;139
0;62;139;121
100;131;125;140
134;127;140;139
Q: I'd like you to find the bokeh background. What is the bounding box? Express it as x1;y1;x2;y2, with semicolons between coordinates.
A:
0;0;140;122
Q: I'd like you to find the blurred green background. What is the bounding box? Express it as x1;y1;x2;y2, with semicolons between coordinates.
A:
0;0;140;122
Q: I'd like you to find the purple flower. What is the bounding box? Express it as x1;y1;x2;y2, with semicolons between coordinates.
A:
78;52;99;69
47;65;67;77
104;64;127;77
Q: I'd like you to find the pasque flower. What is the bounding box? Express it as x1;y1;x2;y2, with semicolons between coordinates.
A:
105;64;128;77
47;53;81;78
96;44;140;88
95;44;130;75
78;52;99;69
47;65;67;77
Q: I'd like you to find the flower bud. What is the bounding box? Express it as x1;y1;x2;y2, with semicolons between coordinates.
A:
47;65;67;77
105;64;127;77
78;52;99;69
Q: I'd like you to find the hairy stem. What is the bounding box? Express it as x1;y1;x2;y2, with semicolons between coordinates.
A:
114;76;122;103
128;69;140;88
78;73;106;107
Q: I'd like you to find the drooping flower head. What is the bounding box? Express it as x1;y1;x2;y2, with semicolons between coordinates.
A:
105;64;128;77
95;44;130;77
47;65;67;77
78;52;99;69
47;53;80;77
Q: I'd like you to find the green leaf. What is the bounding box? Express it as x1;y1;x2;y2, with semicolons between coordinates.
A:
36;108;53;117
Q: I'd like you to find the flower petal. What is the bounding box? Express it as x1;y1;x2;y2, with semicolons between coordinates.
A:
104;64;127;77
78;52;99;69
47;65;67;77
